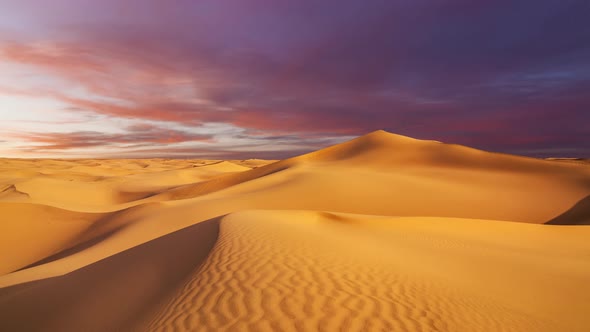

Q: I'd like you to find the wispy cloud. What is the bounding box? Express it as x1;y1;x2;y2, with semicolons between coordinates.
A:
12;124;213;151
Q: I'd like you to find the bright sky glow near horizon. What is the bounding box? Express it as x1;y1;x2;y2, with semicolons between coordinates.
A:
0;0;589;159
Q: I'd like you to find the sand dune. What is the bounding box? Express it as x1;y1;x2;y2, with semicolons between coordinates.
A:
0;218;219;332
159;130;590;223
144;211;590;332
546;158;590;166
1;131;589;331
0;202;110;275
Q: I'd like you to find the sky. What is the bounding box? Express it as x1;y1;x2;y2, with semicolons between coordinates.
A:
0;0;589;159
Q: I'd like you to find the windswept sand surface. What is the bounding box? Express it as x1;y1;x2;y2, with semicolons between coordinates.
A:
1;131;590;331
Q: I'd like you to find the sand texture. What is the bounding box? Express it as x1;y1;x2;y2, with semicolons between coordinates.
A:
1;131;589;331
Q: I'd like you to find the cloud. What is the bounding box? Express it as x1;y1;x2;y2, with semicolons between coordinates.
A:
1;0;589;157
103;146;311;160
13;125;213;152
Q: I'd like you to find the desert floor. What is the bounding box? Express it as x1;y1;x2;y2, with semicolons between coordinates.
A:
1;130;589;332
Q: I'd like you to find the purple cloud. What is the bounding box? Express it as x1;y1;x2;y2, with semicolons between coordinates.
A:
0;0;588;157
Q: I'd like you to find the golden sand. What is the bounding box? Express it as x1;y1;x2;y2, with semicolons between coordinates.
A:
1;131;589;331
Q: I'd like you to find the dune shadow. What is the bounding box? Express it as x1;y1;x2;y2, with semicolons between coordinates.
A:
14;226;125;273
12;205;150;273
0;216;221;331
545;195;590;225
166;163;289;200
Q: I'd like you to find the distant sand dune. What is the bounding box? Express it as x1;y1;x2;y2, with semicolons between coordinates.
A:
546;158;590;166
0;184;29;200
155;131;590;223
1;131;589;331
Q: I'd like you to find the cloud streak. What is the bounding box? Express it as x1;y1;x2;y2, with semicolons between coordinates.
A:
12;124;213;151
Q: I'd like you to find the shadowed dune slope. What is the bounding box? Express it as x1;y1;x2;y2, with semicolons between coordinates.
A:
0;202;110;275
547;195;590;225
0;218;219;332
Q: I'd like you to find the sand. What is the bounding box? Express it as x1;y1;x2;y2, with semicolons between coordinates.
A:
1;130;589;331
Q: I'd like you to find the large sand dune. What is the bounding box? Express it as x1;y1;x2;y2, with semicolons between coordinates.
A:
1;130;589;331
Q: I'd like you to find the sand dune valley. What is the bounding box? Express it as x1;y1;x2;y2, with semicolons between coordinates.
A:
0;130;589;332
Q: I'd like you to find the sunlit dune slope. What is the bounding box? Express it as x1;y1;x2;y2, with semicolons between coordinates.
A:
142;211;590;332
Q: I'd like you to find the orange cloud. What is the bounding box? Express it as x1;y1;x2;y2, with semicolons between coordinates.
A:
12;125;213;152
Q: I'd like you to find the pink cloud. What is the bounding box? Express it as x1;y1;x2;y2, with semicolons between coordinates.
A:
11;125;213;152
